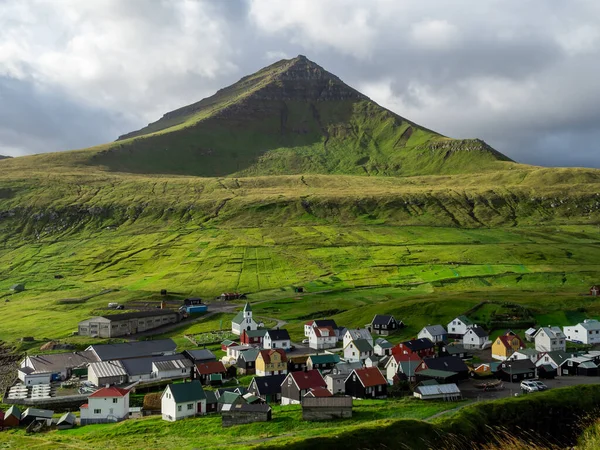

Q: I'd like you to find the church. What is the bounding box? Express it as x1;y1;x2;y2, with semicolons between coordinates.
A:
231;303;258;335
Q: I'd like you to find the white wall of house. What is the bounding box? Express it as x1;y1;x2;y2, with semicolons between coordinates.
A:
342;330;372;349
535;329;566;352
81;394;129;423
263;336;290;350
153;365;190;381
19;371;51;386
309;334;337;350
325;375;346;394
564;324;600;345
161;392;206;421
447;318;473;336
343;342;371;362
462;330;490;349
417;328;446;343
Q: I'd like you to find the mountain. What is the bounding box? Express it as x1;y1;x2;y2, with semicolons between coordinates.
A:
0;155;11;160
84;55;513;177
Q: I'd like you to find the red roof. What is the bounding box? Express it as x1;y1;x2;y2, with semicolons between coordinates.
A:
89;386;129;398
314;326;335;338
353;367;387;388
392;353;422;364
306;387;332;398
498;333;525;349
196;361;226;375
258;349;287;364
290;369;326;390
80;403;89;408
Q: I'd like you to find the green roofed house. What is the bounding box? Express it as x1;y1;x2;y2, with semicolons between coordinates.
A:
231;303;258;336
307;354;341;371
210;373;223;385
344;339;374;362
161;380;206;421
447;315;474;337
4;405;21;427
217;391;246;412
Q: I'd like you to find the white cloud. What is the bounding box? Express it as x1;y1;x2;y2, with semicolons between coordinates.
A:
410;19;460;50
557;24;600;55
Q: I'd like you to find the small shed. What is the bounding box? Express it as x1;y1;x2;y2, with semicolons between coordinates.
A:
537;364;557;379
577;360;598;376
221;403;272;427
302;396;352;421
21;408;54;426
57;412;76;430
3;405;21;427
414;383;461;401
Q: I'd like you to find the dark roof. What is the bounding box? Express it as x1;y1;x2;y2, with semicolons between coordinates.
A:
500;359;536;372
96;310;179;321
423;356;469;373
238;349;260;363
349;339;373;353
166;380;206;403
351;367;387;387
57;413;76;425
250;374;287;395
372;315;396;326
402;338;435;351
205;390;218;404
22;408;54;419
88;339;177;361
466;326;489;338
196;361;227;375
5;405;21;419
258;349;287;364
243;329;267;338
307;319;338;329
184;349;216;362
308;354;340;365
266;329;291;341
226;403;271;413
121;354;189;376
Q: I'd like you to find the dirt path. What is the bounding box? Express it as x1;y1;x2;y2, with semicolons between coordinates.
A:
424;401;473;422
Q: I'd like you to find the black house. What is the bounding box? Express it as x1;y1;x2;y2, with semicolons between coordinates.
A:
497;359;536;382
344;367;388;399
236;349;259;375
418;356;470;382
247;374;287;403
369;315;403;336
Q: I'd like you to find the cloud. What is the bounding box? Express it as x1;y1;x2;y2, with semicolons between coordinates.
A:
410;19;460;50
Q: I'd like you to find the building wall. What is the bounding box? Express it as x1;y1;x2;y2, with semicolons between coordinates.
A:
222;410;270;427
19;372;51;386
564;325;600;345
79;314;177;338
81;394;129;424
161;396;205;421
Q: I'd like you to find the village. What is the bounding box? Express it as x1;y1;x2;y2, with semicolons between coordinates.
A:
2;286;600;433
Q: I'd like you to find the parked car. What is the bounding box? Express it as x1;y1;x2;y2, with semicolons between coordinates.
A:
532;380;548;391
301;339;309;344
520;380;539;393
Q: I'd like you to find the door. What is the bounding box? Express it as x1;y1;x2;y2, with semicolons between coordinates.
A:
197;402;202;413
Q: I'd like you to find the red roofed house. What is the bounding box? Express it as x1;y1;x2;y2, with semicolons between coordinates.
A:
385;353;422;383
492;331;525;361
80;386;130;425
345;367;387;399
240;329;266;345
281;370;327;405
308;326;338;350
392;338;436;359
303;387;333;399
195;361;227;385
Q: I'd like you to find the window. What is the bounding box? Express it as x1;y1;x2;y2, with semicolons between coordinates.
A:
113;398;118;403
187;404;193;410
178;405;182;412
94;409;101;414
568;361;573;366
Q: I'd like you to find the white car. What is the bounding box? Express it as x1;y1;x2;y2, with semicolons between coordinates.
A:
301;338;309;344
520;380;539;393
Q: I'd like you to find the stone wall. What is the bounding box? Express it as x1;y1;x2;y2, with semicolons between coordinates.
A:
302;396;353;421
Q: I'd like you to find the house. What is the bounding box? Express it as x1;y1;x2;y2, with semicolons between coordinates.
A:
305;319;338;338
369;315;403;336
509;349;540;363
343;329;373;349
325;373;347;394
559;356;595;376
195;361;227;384
221;404;272;427
416;356;470;383
564;319;600;345
226;345;253;362
441;343;471;360
57;412;76;430
220;292;246;301
205;391;218;413
471;362;501;378
497;359;536;382
17;367;51;386
161;380;206;421
80;386;130;425
491;331;525;361
344;339;373;362
281;370;327;405
364;355;381;368
332;361;363;376
462;326;491;349
217;391;246;412
255;349;288;376
248;374;287;403
88;360;128;386
535;350;570;375
418;325;447;343
309;326;338;350
534;326;566;352
525;328;537;342
392;338;436;359
236;349;259;375
374;338;394;356
287;355;309;373
302;396;353;421
231;303;257;336
20;408;54;427
78;310;180;337
221;339;237;351
263;329;291;351
414;383;461;400
306;354;340;372
3;405;21;427
344;367;387;399
537;364;557;379
119;354;193;383
86;339;177;361
183;349;216;363
447;315;474;337
240;329;266;346
20;350;99;382
385;353;422;383
576;360;598;376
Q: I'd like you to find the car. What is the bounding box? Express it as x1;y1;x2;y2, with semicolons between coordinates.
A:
569;339;584;344
520;380;539;393
532;380;548;391
301;338;309;344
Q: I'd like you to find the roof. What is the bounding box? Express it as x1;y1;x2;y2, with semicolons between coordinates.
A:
398;360;421;377
444;344;467;355
421;325;447;336
243;329;267;338
5;405;21;419
350;367;387;387
402;338;435;352
258;349;287;364
196;361;226;375
333;361;363;375
314;326;336;338
90;386;129;398
579;361;598;369
500;359;536;373
375;338;393;349
345;329;372;341
221;340;236;346
535;326;565;339
580;319;600;331
391;353;422;364
308;354;340;365
372;315;396;326
250;374;287;395
423;356;469;373
121;354;190;376
513;348;539;357
416;383;461;396
465;326;488;338
231;311;245;325
22;408;54;419
306;319;338;329
305;387;332;398
417;369;458;379
348;339;373;353
456;315;474;326
184;349;216;362
496;333;525;350
243;302;252;312
205;390;218;404
88;360;127;378
153;357;193;372
289;370;327;390
265;329;291;341
218;391;242;404
18;366;36;375
57;412;76;425
91;309;178;321
222;403;271;413
88;339;176;361
25;350;98;373
539;364;556;372
525;327;537;336
238;348;260;363
539;350;569;365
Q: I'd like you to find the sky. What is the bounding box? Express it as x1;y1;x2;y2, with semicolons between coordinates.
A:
1;0;600;168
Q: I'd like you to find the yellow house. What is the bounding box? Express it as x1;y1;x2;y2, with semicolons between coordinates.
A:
255;349;288;376
491;331;525;361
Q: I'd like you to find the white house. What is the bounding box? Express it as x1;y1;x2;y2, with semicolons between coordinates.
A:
462;326;491;349
534;326;566;352
304;319;338;338
308;326;338;350
374;338;393;356
17;367;51;386
418;325;447;343
231;303;257;336
151;357;193;380
161;380;207;421
343;339;373;362
564;319;600;345
263;329;291;350
343;329;373;349
385;354;421;383
80;386;130;425
510;349;540;363
447;316;474;337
